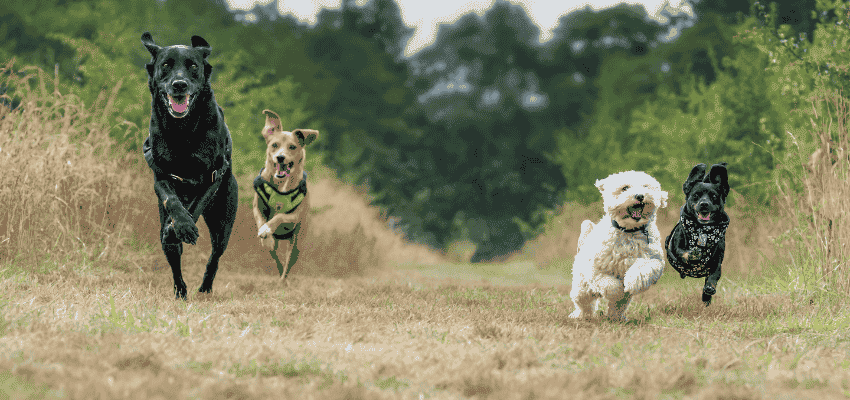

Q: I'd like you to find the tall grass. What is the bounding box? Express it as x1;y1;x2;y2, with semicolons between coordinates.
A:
0;59;442;278
0;60;146;270
774;92;850;295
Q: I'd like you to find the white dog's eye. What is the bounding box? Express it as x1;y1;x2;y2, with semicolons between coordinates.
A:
621;185;630;191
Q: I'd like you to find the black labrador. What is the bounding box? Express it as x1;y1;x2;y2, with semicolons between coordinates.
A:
665;163;730;306
141;32;238;299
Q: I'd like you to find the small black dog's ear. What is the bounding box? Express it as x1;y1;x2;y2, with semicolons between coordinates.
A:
141;32;161;58
191;35;211;59
706;163;729;197
683;163;707;194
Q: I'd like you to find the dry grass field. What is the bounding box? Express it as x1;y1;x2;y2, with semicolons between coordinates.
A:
3;63;850;399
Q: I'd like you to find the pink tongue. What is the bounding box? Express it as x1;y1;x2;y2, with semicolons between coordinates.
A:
170;96;188;113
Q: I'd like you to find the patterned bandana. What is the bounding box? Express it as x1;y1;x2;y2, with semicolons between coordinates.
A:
667;213;729;278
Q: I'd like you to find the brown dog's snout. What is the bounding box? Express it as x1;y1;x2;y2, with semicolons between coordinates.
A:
275;154;285;164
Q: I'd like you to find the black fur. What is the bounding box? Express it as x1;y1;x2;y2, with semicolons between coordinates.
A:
665;163;730;306
141;32;238;299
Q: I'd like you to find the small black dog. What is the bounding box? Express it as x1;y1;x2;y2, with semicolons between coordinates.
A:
141;32;238;299
665;163;730;306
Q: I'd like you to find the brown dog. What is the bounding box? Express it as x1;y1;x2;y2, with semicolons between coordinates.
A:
252;109;318;280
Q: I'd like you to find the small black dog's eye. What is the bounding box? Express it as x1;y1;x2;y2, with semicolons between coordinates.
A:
191;63;198;70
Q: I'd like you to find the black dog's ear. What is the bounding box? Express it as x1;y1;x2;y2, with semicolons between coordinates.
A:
683;163;707;194
191;35;211;59
706;162;729;198
141;32;160;57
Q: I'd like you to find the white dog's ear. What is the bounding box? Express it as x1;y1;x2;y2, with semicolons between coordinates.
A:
595;177;607;193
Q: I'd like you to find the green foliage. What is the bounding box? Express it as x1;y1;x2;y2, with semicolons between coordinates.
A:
4;0;845;260
210;49;317;178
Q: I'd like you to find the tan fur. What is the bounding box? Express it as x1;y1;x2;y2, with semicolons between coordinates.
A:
251;109;319;281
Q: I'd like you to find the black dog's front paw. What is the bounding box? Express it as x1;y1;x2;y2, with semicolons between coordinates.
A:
170;211;199;245
702;283;715;306
686;248;703;265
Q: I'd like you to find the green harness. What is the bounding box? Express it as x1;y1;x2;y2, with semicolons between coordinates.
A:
253;170;307;239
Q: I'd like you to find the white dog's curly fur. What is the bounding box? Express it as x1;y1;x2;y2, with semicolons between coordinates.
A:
569;171;668;321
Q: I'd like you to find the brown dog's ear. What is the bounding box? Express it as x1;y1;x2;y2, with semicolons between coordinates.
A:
294;129;319;147
262;109;282;140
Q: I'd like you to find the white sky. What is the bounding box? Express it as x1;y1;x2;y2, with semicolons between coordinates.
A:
225;0;691;57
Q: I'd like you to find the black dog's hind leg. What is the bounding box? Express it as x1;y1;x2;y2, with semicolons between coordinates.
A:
198;173;238;293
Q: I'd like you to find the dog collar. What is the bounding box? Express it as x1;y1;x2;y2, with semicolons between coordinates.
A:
143;135;230;185
611;219;648;234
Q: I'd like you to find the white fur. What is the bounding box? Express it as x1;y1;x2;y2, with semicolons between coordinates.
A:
569;171;669;321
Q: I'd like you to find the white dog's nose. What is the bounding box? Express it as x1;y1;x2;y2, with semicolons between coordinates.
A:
634;194;644;202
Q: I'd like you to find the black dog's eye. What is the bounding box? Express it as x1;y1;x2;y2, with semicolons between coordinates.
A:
163;60;173;67
191;63;198;70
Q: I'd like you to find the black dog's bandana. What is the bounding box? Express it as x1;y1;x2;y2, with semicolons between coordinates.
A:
253;170;307;239
668;215;729;278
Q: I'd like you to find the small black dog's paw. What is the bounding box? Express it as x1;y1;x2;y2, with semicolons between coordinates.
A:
170;211;199;245
702;283;715;306
686;248;703;265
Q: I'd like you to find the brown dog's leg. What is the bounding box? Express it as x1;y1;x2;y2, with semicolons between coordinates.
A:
274;237;294;280
269;239;286;277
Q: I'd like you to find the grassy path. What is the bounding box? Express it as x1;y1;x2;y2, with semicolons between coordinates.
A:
1;257;849;399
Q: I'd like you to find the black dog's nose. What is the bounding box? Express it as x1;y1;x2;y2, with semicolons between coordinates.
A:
634;194;645;202
171;80;188;93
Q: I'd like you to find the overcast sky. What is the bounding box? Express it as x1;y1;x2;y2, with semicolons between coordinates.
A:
224;0;691;57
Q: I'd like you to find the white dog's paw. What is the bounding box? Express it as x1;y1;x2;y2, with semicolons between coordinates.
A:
258;224;271;239
568;309;588;319
624;259;664;294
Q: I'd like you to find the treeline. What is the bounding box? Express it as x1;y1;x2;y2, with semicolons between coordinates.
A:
1;0;847;261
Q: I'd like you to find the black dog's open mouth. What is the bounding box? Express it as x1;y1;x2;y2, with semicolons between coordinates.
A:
697;212;712;222
164;94;193;118
275;161;294;179
626;202;645;220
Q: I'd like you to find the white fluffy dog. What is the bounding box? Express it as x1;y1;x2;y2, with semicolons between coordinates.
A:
569;171;668;320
